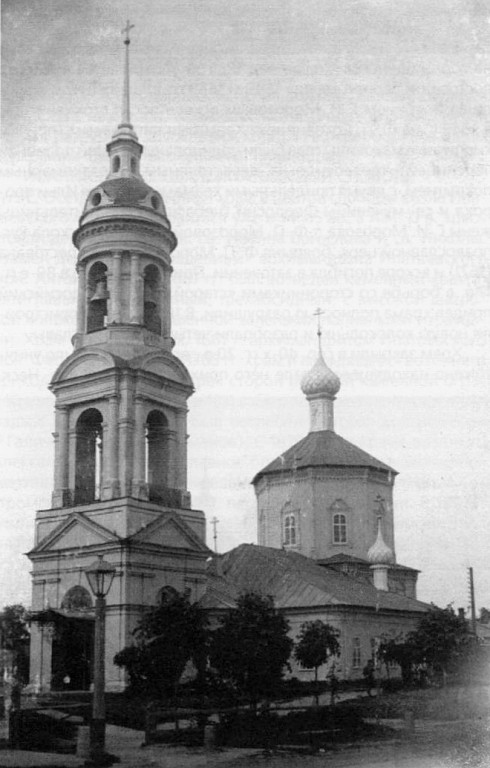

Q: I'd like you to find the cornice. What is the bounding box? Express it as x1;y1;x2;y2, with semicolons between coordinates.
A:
73;218;177;252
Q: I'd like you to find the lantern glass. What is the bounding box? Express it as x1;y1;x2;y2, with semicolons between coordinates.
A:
85;555;116;598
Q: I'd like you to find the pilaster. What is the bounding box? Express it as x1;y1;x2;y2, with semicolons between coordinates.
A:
102;395;120;500
131;395;148;499
52;406;70;508
76;263;86;334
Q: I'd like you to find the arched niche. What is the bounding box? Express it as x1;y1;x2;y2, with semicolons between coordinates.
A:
75;408;103;505
143;264;162;335
61;586;93;613
86;261;108;333
145;409;170;501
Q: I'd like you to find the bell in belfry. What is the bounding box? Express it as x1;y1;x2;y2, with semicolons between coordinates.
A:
90;279;109;302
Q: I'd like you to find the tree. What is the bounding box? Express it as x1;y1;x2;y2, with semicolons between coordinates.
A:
377;636;420;685
210;593;293;707
114;590;208;699
294;620;340;705
0;605;30;684
407;604;471;684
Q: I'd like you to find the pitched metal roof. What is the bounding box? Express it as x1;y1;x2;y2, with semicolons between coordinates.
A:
253;430;396;484
208;544;427;614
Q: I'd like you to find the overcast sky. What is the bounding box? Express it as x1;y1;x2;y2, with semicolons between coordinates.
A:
1;0;489;613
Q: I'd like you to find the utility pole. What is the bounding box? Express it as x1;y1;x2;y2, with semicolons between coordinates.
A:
468;567;477;635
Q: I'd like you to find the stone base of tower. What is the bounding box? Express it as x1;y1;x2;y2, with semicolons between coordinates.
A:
27;497;210;693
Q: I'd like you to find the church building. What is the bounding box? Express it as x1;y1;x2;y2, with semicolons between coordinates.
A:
202;330;427;680
27;30;427;692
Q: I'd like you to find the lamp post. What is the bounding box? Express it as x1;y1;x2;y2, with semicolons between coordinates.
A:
84;555;116;765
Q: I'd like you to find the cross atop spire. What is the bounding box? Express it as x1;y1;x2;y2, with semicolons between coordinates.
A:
313;307;324;352
120;20;135;128
122;19;134;44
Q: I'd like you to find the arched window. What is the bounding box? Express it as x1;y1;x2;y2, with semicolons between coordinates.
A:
130;157;137;173
284;514;296;546
61;586;92;613
333;513;347;544
352;637;361;669
112;155;120;173
145;410;169;501
86;262;108;333
143;265;162;334
75;408;103;504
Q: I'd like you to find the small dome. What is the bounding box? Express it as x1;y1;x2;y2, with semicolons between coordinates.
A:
301;352;341;397
83;178;167;217
367;518;394;565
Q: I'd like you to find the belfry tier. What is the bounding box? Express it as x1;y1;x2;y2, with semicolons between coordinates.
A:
49;112;193;514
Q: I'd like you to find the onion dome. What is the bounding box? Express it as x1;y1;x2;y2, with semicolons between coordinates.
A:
301;351;341;398
367;517;394;565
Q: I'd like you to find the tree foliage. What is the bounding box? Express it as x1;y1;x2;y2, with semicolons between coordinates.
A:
0;605;29;651
210;593;293;705
0;604;30;683
294;620;340;705
114;590;208;699
379;605;473;685
409;604;470;678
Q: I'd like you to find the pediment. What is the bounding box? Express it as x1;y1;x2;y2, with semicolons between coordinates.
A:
130;513;209;553
32;512;118;554
135;352;193;388
51;349;120;384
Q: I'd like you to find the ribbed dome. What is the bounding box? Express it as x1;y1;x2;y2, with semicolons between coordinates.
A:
301;352;341;397
367;518;394;565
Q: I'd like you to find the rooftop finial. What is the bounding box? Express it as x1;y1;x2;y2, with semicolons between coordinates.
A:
313;307;324;353
120;20;135;128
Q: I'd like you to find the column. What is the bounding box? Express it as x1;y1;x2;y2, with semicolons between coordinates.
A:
110;251;122;324
131;395;148;499
102;396;120;500
162;268;172;338
174;410;187;490
175;409;191;508
129;253;142;324
76;263;86;334
52;405;70;508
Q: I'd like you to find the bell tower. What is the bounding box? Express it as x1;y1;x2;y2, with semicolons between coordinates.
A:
28;26;209;693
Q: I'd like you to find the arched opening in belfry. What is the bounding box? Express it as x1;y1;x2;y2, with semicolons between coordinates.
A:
86;261;108;332
75;408;103;504
145;410;169;501
143;264;162;335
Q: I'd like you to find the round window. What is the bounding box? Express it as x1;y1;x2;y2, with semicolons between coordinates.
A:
91;192;101;206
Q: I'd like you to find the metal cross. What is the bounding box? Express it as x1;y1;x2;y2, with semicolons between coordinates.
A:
211;517;219;553
122;19;135;44
313;307;324;336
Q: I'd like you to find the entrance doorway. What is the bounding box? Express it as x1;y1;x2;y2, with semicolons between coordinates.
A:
51;615;94;690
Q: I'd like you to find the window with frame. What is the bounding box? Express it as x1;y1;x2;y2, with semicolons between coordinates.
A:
352;637;361;669
283;514;296;546
333;512;347;544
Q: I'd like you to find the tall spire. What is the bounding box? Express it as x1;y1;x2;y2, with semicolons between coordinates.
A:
120;20;134;129
110;20;139;144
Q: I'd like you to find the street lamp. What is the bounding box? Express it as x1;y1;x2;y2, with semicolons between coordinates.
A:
85;555;116;765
